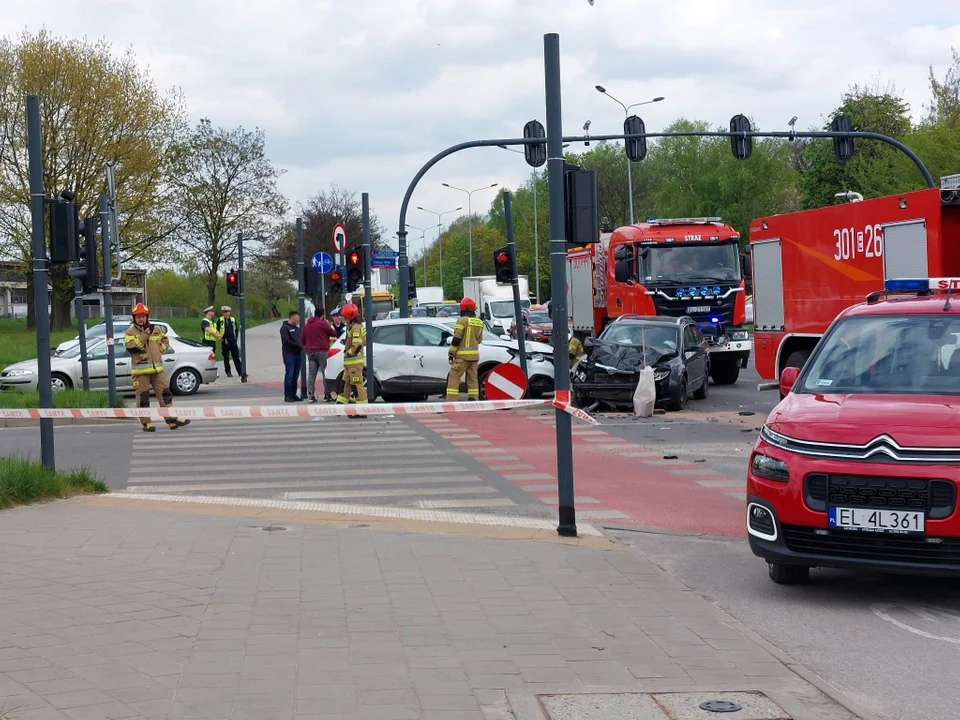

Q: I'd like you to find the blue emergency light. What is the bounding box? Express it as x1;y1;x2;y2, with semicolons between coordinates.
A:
676;287;685;297
700;286;709;297
713;286;721;296
688;286;697;296
884;278;929;292
710;316;720;324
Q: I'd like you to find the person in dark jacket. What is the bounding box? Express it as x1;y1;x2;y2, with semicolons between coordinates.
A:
331;309;345;339
302;308;337;402
280;311;303;402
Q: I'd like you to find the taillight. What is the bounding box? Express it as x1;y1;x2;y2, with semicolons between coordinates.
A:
328;348;341;357
208;353;216;361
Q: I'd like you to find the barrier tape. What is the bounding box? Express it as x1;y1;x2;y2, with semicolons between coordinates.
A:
0;398;599;425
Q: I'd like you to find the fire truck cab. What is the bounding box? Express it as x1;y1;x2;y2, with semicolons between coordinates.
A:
566;218;751;385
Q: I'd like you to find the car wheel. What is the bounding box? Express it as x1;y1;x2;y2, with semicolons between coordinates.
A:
51;373;72;392
477;364;496;400
767;563;810;585
668;375;687;411
335;371;379;401
692;374;709;400
171;368;200;396
709;358;740;385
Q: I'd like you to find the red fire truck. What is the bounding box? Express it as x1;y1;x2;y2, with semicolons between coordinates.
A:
750;180;960;384
566;218;752;385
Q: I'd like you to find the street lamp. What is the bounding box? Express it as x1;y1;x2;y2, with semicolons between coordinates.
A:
595;86;665;224
405;223;428;280
416;205;462;289
441;182;499;276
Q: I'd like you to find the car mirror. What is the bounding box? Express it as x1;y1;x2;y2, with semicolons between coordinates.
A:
613;245;632;261
779;366;801;396
614;260;631;283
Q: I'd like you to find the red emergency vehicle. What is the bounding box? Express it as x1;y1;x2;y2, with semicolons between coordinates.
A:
566;218;751;385
749;182;960;383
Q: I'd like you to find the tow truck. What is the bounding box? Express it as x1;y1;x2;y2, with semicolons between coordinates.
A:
748;277;960;583
566;218;751;385
749;176;960;385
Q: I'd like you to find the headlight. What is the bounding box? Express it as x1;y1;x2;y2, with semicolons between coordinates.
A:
751;453;789;482
759;425;790;450
730;330;749;341
4;369;35;377
653;368;670;381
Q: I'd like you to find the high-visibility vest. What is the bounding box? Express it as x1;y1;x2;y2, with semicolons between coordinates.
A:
201;316;218;342
451;316;483;359
216;316;238;341
343;322;366;366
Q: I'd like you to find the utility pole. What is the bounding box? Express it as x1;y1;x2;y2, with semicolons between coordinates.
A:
296;218;307;394
237;231;248;382
362;193;375;401
99;195;118;407
503;191;528;378
26;95;55;471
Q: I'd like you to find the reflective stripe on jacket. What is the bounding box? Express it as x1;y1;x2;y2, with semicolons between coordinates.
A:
125;323;168;375
216;316;238;342
343;322;366;366
449;316;483;359
201;317;218;342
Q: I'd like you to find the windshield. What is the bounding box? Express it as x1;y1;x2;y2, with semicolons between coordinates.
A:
802;315;960;396
371;299;394;316
526;312;550;325
489;299;531;317
601;324;679;351
638;242;741;283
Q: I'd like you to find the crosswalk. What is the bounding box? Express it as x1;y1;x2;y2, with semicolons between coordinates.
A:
125;416;529;510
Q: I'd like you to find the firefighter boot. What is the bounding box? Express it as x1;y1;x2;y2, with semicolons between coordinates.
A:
142;422;156;433
165;418;191;430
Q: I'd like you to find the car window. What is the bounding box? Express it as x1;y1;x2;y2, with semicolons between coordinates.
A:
411;324;447;347
683;325;699;349
373;325;407;345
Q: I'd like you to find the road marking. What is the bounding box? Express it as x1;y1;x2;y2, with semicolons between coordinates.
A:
871;603;960;644
575;510;629;519
284;487;499;500
521;484;558;492
127;466;467;482
503;473;555;481
695;479;745;488
419;498;517;509
126;477;487;493
536;496;601;504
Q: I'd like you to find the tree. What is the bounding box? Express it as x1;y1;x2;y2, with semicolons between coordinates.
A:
168;118;287;306
244;253;296;318
0;30;186;328
909;49;960;183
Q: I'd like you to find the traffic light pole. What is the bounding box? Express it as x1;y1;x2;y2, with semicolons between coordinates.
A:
74;279;90;391
296;218;307;394
27;95;55;471
362;193;375;402
99;195;118;408
237;231;248;383
502;191;528;379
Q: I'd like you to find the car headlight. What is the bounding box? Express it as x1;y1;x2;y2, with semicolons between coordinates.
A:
653;368;670;381
730;330;749;341
751;453;789;482
4;369;35;377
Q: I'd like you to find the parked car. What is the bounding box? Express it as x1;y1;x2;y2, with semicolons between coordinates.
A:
571;316;710;411
55;318;178;356
324;317;555;401
2;335;218;395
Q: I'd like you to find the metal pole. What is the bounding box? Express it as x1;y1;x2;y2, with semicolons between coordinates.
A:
74;279;90;391
238;231;248;383
544;33;577;537
467;193;473;276
296;218;307;394
362;193;374;401
532;168;540;302
26;95;54;471
626;128;635;226
503;192;528;379
320;269;326;315
99;194;117;408
438;224;444;290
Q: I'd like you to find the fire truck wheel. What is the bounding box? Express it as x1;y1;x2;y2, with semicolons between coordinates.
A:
767;562;810;585
710;359;740;385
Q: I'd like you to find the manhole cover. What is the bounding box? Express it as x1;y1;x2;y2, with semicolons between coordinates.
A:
701;700;742;713
540;692;791;719
261;525;287;532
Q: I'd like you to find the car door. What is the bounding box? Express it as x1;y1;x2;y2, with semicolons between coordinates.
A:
371;323;412;395
409;323;452;395
86;338;133;390
682;324;708;388
85;341;110;389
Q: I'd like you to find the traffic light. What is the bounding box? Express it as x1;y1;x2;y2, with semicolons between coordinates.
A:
729;114;753;160
831;114;854;162
346;245;363;292
49;199;78;263
563;162;599;248
624;115;647;162
494;245;513;285
329;269;343;296
523;119;547;168
68;216;99;294
407;268;417;300
226;270;240;296
303;266;318;296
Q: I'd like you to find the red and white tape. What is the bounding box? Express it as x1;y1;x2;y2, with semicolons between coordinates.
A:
0;398;599;425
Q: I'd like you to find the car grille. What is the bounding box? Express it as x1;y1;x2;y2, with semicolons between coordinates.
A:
783;525;960;566
803;474;956;519
650;294;735;324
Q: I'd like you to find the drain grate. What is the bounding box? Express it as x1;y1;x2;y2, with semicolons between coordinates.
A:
701;700;743;713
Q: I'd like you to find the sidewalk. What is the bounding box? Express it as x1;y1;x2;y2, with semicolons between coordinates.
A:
0;497;863;720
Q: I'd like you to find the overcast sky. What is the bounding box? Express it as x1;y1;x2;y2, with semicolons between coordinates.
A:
8;0;960;254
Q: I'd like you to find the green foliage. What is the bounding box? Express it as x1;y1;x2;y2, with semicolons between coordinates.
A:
0;390;123;409
146;269;290;322
0;455;108;510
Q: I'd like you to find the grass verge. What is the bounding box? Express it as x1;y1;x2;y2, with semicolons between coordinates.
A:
0;455;108;510
0;390;124;409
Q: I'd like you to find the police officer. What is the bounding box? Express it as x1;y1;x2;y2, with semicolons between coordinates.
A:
336;303;367;407
200;306;221;351
446;297;484;400
216;305;242;378
125;303;191;433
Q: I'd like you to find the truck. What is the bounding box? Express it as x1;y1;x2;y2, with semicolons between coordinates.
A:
415;287;444;306
566;218;752;385
749;180;960;385
462;275;531;336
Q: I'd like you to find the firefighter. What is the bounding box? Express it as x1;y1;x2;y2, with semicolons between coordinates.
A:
446;297;484;400
336;303;367;407
125;303;191;433
569;332;585;365
200;306;221;351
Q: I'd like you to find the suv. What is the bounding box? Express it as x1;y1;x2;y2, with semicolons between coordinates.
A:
748;279;960;584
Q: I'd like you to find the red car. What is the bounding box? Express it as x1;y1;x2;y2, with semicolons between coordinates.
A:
510;307;552;342
748;278;960;584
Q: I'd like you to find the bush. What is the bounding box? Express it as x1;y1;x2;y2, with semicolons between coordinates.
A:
0;455;108;510
0;390;123;409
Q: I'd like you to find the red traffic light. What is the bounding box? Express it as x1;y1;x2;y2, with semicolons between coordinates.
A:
227;273;237;283
331;271;341;280
497;253;508;263
348;252;359;265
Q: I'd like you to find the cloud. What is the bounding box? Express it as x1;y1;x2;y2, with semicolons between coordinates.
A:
6;0;959;255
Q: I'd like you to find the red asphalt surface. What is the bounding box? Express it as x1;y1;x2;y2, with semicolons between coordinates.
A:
419;410;747;538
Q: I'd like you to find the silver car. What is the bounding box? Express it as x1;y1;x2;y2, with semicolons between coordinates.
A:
1;335;218;395
55;318;179;356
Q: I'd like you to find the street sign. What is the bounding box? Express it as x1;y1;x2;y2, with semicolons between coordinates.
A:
312;251;333;274
333;223;347;252
483;362;527;400
371;250;399;269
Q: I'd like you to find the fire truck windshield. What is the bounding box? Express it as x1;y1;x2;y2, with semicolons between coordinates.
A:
638;243;741;284
801;315;960;396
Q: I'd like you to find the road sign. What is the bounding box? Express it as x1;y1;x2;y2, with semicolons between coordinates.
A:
483;362;527;400
371;250;399;269
312;251;333;274
333;223;347;252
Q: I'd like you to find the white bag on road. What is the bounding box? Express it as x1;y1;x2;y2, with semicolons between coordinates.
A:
633;366;656;417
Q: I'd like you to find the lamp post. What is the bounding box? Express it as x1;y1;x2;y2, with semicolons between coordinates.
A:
440;182;498;276
416;205;461;289
405;223;428;281
595;87;664;224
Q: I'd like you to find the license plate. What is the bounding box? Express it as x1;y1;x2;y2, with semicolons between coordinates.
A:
828;506;925;534
686;305;711;313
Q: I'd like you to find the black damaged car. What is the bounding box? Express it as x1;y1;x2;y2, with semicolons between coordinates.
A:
571;316;710;411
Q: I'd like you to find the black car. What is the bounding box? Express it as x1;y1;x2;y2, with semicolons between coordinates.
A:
571;316;710;411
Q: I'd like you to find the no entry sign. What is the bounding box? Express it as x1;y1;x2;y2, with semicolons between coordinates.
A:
333;223;347;253
484;362;527;400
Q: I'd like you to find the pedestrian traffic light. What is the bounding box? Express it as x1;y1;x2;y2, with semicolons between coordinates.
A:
303;266;318;296
729;114;753;160
68;216;99;294
346;246;363;292
624;115;647;163
49;198;78;263
494;245;513;285
563;163;599;248
831;114;855;162
226;270;240;296
329;270;343;296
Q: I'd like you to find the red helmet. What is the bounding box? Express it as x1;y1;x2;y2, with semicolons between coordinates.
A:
460;297;476;312
340;303;359;321
131;302;150;317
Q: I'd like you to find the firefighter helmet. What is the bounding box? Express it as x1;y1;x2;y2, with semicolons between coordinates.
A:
131;302;150;317
460;297;476;312
340;303;359;321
